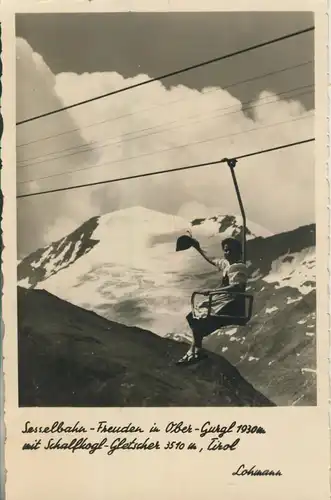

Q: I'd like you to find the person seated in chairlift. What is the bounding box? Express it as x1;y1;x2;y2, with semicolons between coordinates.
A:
176;236;249;366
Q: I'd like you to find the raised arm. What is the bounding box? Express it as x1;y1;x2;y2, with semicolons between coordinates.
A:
191;238;218;267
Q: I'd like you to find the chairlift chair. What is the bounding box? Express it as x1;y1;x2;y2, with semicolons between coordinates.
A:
191;290;253;326
178;157;254;327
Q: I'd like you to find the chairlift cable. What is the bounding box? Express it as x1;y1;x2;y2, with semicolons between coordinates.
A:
17;137;314;199
16;26;314;126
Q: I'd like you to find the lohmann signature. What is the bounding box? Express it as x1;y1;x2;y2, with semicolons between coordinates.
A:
232;464;282;477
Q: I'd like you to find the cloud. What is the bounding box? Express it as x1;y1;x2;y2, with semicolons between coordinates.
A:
17;39;314;257
16;38;100;256
16;11;314;114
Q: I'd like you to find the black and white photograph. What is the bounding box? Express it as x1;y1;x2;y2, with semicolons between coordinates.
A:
16;11;317;408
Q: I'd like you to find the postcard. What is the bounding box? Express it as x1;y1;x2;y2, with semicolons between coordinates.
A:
2;2;330;499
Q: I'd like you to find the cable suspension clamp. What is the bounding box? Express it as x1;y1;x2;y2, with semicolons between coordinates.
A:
221;157;238;169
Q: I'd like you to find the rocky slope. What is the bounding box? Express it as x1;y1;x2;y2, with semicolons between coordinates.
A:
18;286;274;407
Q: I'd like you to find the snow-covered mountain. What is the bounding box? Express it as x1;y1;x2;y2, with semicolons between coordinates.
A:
17;206;271;334
190;212;272;239
17;206;316;405
18;206;271;287
18;207;189;287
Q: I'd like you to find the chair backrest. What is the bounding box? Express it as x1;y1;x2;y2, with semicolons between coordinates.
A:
244;294;254;321
226;295;253;326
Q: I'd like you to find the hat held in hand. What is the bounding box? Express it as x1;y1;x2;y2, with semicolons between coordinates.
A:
176;231;198;252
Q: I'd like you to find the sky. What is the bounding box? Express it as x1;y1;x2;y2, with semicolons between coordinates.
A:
16;12;315;257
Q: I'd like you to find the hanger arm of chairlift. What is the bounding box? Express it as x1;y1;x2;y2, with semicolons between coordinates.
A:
220;157;247;263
